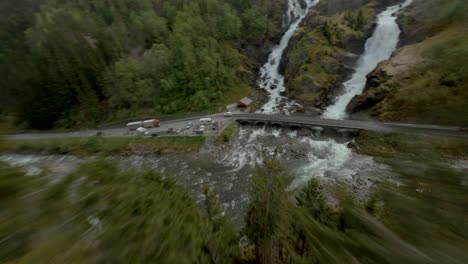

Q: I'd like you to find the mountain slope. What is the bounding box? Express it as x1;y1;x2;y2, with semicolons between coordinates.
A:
348;0;468;126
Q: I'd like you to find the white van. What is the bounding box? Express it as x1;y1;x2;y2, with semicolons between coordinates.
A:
199;118;213;125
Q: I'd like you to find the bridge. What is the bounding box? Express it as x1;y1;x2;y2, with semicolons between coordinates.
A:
233;114;468;138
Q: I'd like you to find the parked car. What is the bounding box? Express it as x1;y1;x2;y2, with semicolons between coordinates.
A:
186;121;193;129
136;127;149;135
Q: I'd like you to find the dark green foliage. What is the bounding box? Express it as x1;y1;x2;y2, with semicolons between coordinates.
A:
320;22;342;45
244;159;292;263
1;0;285;129
0;161;239;263
242;160;468;263
2;158;468;263
344;8;366;31
296;179;332;225
204;186;239;263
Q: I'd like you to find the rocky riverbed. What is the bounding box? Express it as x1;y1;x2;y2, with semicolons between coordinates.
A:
0;126;397;224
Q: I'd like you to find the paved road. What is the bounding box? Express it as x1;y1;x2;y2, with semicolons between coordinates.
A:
3;113;468;140
4;113;232;140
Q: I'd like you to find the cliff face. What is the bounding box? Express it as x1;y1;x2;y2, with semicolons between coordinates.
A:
347;0;468;126
282;0;402;113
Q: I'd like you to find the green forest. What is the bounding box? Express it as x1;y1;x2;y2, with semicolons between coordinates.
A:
0;0;285;129
2;159;467;263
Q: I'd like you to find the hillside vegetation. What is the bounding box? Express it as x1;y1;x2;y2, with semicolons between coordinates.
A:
0;0;285;129
348;0;468;126
2;159;467;263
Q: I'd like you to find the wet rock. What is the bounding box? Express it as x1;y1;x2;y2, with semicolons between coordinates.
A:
288;104;305;113
347;141;358;150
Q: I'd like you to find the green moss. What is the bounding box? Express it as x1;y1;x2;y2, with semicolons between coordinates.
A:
296;93;320;101
0;136;205;156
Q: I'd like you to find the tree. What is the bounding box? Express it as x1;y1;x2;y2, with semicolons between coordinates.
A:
203;186;239;264
244;159;292;263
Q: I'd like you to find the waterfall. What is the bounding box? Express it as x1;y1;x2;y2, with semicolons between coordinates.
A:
258;0;320;115
322;0;414;120
222;0;412;191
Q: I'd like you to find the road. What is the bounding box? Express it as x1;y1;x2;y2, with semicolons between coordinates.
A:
3;113;468;140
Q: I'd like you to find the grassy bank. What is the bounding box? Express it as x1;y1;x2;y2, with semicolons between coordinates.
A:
355;131;468;159
215;122;239;145
0;136;205;156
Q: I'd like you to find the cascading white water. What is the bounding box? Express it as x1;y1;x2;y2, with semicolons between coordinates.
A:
288;0;414;188
258;0;320;115
322;0;413;120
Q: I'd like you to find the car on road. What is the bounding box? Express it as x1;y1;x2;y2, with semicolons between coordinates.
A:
136;127;149;135
223;112;233;117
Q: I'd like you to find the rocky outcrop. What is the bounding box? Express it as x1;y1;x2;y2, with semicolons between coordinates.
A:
346;69;390;114
347;36;425;116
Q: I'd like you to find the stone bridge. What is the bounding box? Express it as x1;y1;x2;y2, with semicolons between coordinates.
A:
233;114;468;138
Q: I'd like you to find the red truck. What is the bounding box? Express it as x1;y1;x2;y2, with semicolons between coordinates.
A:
142;119;160;128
